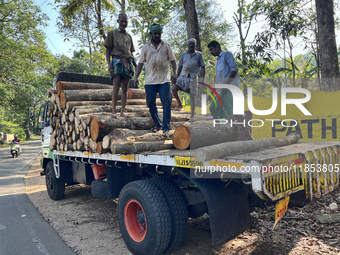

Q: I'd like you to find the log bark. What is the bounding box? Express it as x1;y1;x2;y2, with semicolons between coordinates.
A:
121;98;177;107
90;117;156;141
126;131;174;142
110;140;174;154
60;89;131;109
66;101;112;112
102;129;153;149
172;121;239;150
195;133;301;161
57;81;113;96
90;114;206;141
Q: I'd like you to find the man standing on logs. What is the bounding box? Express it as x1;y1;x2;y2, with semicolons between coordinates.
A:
104;13;137;119
208;40;253;140
172;38;206;120
134;24;177;138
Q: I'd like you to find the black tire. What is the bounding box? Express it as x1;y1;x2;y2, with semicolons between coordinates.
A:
11;154;14;158
91;179;107;198
149;177;188;250
45;161;65;200
118;180;172;255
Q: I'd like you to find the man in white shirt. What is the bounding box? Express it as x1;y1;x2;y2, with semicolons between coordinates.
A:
134;24;177;138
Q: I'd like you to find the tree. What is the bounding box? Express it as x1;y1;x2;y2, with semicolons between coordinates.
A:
0;0;55;138
182;0;201;51
128;0;181;47
315;0;340;91
247;0;310;87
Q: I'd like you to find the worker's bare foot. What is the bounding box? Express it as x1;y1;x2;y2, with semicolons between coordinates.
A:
120;113;129;118
112;112;117;119
174;105;183;111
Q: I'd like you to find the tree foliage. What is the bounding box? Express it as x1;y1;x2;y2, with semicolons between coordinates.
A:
0;0;56;137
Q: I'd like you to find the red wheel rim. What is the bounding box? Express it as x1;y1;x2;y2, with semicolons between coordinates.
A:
124;199;147;242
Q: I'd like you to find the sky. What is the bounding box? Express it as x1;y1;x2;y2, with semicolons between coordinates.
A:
35;0;339;59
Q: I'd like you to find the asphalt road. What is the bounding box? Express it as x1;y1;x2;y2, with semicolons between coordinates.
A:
0;141;75;255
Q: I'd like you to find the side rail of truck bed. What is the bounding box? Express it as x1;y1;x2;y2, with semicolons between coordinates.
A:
53;141;340;203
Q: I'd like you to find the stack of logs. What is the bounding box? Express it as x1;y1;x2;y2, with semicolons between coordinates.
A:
48;81;212;154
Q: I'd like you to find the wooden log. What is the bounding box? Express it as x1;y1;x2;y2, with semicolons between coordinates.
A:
119;98;177;108
60;89;132;109
74;105;163;117
50;136;56;149
195;133;302;162
77;140;85;151
90;114;204;142
72;130;80;141
68;136;72;143
64;143;73;151
47;89;57;97
69;112;75;122
91;117;156;141
126;131;174;142
172;121;239;150
66;101;112;112
110;140;174;154
129;89;160;99
97;141;110;155
170;122;186;130
75;106;112;117
61;113;69;124
102;129;152;149
57;81;113;96
73;141;77;151
89;138;97;153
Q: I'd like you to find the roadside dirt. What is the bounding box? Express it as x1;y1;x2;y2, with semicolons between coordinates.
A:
25;156;340;255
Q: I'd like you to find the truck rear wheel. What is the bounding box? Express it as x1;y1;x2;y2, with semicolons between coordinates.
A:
118;180;172;255
45;161;65;200
149;177;188;250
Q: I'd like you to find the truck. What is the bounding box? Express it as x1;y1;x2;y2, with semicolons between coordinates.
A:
37;72;340;255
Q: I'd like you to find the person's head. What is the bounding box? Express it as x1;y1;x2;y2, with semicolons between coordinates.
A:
207;40;221;56
14;135;18;139
117;13;128;31
187;38;196;51
149;24;163;44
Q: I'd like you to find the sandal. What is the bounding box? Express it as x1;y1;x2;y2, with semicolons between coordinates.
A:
151;126;162;133
162;130;170;138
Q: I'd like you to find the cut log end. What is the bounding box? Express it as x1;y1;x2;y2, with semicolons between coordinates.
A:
172;125;190;150
90;117;99;141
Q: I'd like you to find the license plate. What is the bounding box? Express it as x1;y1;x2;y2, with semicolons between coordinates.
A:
175;156;204;168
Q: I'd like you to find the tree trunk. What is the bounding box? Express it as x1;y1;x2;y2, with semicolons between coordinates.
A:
60;89;132;109
195;133;301;161
172;121;239;150
315;0;340;91
90;117;157;141
66;101;112;112
57;81;113;95
183;0;201;52
110;140;174;154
